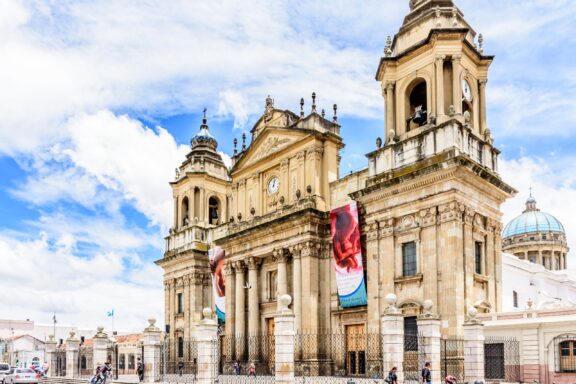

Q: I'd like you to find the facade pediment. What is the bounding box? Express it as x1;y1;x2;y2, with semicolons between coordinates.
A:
232;128;307;173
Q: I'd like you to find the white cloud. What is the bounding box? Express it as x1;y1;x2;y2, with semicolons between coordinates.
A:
0;231;163;331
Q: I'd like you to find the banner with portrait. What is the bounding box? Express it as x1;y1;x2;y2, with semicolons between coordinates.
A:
330;201;367;308
209;246;226;322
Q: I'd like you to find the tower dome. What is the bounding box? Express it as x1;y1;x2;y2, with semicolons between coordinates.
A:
502;194;569;270
191;110;218;150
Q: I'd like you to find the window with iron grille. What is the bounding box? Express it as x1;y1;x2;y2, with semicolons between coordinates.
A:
404;316;418;351
475;241;483;275
513;291;518;308
484;343;505;379
402;242;417;277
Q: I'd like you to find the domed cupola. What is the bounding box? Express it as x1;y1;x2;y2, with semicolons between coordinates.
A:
503;195;565;239
191;109;218;150
502;193;569;270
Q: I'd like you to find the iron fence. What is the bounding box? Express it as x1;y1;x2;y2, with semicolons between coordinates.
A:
440;337;464;383
78;345;93;377
53;348;66;377
403;334;424;384
161;338;199;383
484;337;520;382
220;334;275;376
291;332;382;379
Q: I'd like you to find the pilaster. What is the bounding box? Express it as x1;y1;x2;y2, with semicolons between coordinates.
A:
92;327;109;372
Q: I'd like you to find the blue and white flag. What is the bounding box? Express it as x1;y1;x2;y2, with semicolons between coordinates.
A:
107;309;114;317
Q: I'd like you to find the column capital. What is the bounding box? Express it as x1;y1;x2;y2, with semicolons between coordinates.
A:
233;260;246;273
451;54;462;62
288;244;302;258
300;240;321;257
224;262;235;276
385;81;396;91
247;257;262;270
435;54;446;62
479;79;488;87
273;249;290;263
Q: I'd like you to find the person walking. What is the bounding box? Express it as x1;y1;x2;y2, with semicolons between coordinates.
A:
232;361;240;375
421;362;432;384
386;366;398;384
136;357;144;382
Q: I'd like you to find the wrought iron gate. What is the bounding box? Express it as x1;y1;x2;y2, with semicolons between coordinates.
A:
160;338;198;382
403;334;425;384
484;337;520;382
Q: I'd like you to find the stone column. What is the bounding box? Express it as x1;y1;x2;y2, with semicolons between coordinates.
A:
92;327;109;372
274;295;295;384
479;79;488;134
381;294;404;384
194;309;219;384
65;332;80;378
435;55;446;118
385;82;396;136
224;263;235;363
142;319;162;383
463;307;485;384
417;301;441;384
234;261;246;358
275;250;288;310
248;257;262;361
290;246;302;332
451;55;462;115
44;336;57;378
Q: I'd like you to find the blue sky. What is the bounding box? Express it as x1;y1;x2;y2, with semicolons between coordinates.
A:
0;0;575;332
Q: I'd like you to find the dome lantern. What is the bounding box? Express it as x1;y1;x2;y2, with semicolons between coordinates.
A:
191;108;218;150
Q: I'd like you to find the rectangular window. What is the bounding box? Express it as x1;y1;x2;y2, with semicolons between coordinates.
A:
404;316;418;351
475;242;483;275
513;291;518;308
402;242;417;277
177;293;183;314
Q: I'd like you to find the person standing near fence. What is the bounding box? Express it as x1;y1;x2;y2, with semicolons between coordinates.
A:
248;362;256;377
136;357;144;382
421;362;432;384
233;361;240;375
386;367;398;384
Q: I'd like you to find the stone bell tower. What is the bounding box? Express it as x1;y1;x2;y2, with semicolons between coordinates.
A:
352;0;516;336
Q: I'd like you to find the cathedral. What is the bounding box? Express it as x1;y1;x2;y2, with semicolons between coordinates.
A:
155;0;518;342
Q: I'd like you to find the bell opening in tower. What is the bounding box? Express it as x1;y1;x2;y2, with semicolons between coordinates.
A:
407;80;428;130
209;196;220;225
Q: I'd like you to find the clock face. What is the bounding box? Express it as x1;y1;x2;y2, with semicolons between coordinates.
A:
461;79;473;101
268;177;280;194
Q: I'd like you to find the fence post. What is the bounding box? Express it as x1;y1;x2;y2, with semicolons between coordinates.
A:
143;318;162;383
463;307;485;384
92;327;109;372
417;300;442;384
274;294;295;384
45;335;57;377
65;332;80;378
382;293;404;383
194;308;219;384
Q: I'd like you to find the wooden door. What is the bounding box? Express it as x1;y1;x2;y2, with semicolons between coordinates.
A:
346;324;366;375
266;319;276;374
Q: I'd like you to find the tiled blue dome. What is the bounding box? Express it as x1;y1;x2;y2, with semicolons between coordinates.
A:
191;114;218;150
502;196;565;239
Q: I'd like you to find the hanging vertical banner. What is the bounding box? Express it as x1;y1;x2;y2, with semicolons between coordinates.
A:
209;246;226;321
330;201;367;308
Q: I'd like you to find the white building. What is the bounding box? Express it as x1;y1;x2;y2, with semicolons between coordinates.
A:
502;253;576;311
4;335;44;368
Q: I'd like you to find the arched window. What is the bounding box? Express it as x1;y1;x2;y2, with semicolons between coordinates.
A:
181;197;189;227
406;80;428;131
81;355;87;369
209;196;220;225
119;354;125;370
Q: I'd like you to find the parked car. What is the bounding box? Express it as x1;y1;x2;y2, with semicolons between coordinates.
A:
0;363;11;384
3;368;39;384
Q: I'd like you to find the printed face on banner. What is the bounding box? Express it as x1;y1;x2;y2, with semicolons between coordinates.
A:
330;202;367;308
209;246;226;321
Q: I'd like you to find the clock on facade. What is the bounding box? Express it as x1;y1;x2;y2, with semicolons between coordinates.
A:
461;79;473;102
268;177;280;194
